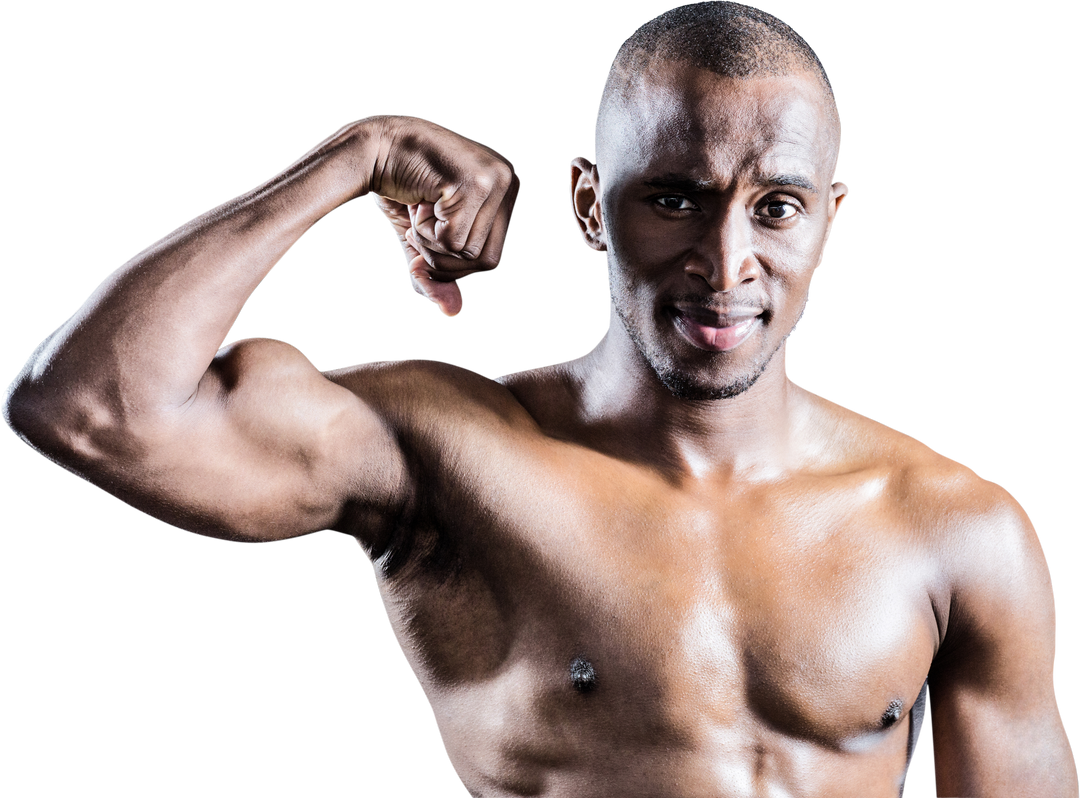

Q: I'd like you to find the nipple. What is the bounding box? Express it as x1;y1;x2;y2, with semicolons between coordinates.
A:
569;656;598;693
881;699;904;728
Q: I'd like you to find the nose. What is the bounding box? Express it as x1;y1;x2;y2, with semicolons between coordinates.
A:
684;207;759;292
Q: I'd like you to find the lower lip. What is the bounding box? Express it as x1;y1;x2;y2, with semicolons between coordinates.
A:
674;314;760;352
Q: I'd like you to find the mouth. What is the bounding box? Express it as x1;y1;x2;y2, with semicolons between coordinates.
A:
670;305;763;352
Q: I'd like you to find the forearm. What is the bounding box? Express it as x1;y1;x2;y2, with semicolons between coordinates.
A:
6;119;381;452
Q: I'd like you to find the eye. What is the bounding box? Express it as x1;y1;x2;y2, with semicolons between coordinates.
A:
758;200;797;220
654;195;697;212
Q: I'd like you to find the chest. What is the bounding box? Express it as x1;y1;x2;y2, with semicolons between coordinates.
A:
378;448;939;750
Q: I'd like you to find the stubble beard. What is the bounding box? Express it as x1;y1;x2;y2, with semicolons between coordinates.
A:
613;301;802;402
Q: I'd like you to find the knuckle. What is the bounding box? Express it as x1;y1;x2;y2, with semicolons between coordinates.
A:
471;159;514;194
489;161;514;190
474;252;500;271
471;172;497;194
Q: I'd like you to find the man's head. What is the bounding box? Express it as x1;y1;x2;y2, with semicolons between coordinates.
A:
572;2;847;400
599;2;839;150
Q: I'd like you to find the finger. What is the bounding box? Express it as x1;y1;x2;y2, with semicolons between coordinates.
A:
429;185;485;257
466;173;520;270
412;269;464;317
409;202;457;257
399;232;421;262
400;204;490;280
410;202;476;259
434;167;514;258
409;263;463;316
406;228;486;279
402;230;468;284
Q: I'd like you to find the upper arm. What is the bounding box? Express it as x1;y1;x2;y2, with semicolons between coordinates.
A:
929;489;1077;797
65;338;409;544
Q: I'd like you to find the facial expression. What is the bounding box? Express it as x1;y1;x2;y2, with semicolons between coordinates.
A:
578;62;846;400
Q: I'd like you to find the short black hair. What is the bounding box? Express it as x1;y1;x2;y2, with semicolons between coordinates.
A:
600;1;836;133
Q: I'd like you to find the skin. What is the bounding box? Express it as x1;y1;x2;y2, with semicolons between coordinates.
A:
5;59;1076;798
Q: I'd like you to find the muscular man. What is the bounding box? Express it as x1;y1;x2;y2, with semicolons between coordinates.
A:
5;3;1076;796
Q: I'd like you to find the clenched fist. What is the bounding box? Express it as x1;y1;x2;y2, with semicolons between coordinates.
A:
365;116;519;315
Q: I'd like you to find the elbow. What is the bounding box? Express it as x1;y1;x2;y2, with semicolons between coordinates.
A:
4;366;55;449
6;336;68;451
5;364;139;471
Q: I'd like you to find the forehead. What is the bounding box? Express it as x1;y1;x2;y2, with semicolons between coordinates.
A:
600;62;837;185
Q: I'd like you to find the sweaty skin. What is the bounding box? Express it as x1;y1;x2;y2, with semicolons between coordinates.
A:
5;64;1076;798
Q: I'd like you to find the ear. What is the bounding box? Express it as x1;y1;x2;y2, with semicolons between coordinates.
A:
571;157;606;251
816;178;851;271
825;178;851;221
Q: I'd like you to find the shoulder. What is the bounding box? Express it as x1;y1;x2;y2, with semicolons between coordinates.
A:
799;389;1050;639
822;416;1080;798
799;387;1025;529
799;382;1023;511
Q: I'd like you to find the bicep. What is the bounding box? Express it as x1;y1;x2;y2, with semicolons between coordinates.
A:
930;502;1077;796
117;339;409;543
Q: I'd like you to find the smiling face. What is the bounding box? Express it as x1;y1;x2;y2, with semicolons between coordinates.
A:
576;61;846;400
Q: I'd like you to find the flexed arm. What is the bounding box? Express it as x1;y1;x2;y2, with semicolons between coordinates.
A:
3;116;518;543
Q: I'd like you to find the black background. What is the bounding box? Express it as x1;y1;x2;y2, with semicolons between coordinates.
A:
8;3;1071;794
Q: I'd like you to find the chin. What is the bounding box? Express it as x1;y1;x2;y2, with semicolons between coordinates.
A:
652;360;769;401
644;326;789;401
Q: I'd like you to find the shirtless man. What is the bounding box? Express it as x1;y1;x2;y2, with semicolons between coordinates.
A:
4;2;1076;796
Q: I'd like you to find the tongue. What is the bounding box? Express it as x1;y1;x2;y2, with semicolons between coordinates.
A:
677;315;758;352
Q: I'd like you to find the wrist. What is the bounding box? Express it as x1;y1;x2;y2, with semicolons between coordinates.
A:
284;117;389;210
308;118;371;204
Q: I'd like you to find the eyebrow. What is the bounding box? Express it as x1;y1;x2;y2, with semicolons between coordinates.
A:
755;173;818;193
643;175;713;192
643;173;818;194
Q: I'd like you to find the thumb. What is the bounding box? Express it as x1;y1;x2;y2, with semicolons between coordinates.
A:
406;231;464;317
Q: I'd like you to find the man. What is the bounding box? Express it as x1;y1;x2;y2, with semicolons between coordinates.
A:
4;2;1076;796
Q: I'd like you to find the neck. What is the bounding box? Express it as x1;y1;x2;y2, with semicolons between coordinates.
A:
573;317;805;480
